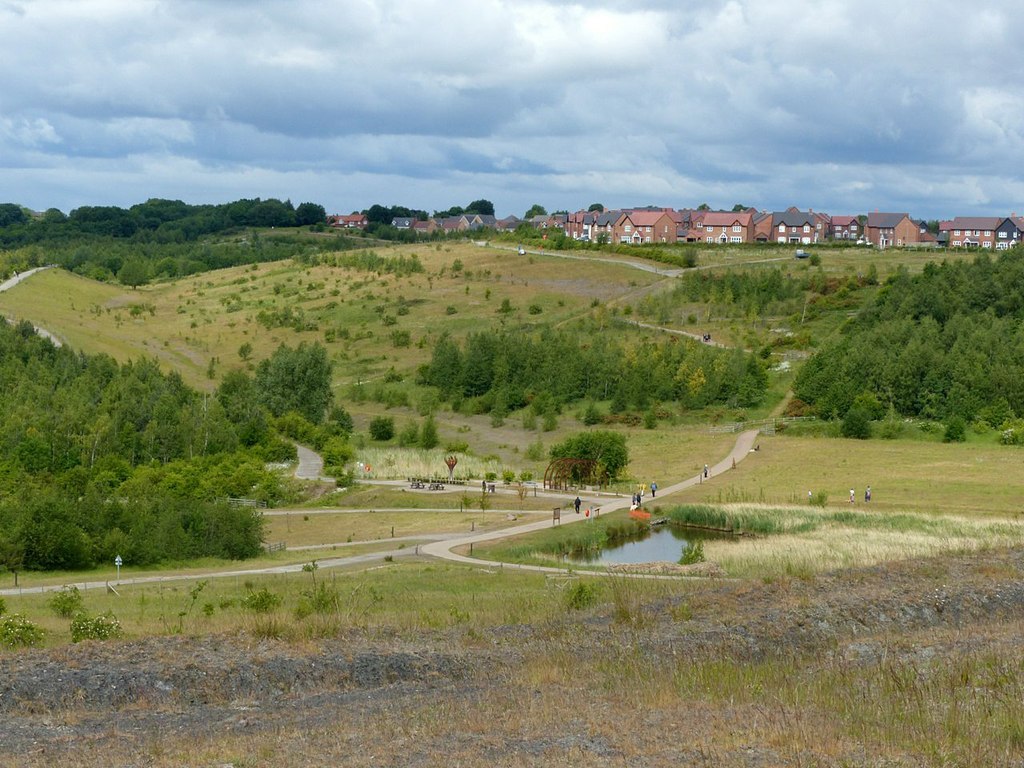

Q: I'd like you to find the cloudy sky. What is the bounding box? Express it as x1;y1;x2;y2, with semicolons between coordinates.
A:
2;0;1023;220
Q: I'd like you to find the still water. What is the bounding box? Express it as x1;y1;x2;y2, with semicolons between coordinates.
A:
566;524;731;565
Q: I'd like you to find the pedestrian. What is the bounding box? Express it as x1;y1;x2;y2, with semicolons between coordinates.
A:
850;488;855;504
651;481;657;498
865;486;871;503
574;496;581;514
703;464;709;479
808;490;812;503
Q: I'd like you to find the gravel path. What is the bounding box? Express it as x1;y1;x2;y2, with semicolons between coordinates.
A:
0;265;62;346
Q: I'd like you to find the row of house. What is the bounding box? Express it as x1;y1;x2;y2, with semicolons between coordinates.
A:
328;207;1024;250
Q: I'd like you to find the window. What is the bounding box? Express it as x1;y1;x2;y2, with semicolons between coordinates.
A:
954;230;961;236
974;230;981;236
778;224;786;231
803;224;810;233
983;241;992;248
952;241;961;247
985;231;992;236
850;224;858;230
999;231;1008;238
706;236;714;243
730;236;742;243
733;224;741;232
624;225;631;233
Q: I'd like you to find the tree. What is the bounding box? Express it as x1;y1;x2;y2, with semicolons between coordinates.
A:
254;342;333;424
295;202;326;226
0;203;27;227
841;405;872;439
587;203;605;212
524;204;547;219
465;199;495;216
419;415;439;449
117;259;149;288
549;430;629;480
731;203;748;212
368;416;394;441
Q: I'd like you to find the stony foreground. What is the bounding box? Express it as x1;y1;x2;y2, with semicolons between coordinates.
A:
2;548;1024;767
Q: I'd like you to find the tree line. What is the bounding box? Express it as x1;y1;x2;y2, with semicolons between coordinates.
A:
0;320;344;572
419;325;768;415
794;250;1024;424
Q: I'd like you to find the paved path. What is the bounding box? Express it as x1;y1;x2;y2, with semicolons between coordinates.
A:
294;442;334;482
0;430;760;595
0;266;62;346
422;429;760;574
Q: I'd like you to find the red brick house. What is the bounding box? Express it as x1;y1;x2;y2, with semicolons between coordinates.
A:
946;217;1002;249
697;211;755;244
615;210;677;243
831;215;862;241
865;212;920;249
328;213;368;229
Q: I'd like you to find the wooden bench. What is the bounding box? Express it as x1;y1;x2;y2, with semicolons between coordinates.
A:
428;482;445;491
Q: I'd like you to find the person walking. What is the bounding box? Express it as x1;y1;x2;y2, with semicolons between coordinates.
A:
574;496;581;514
865;486;871;503
651;481;657;498
703;464;709;479
850;488;855;504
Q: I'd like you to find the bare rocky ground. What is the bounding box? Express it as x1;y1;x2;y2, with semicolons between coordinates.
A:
2;548;1024;767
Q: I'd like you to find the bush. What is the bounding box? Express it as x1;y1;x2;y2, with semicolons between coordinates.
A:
0;596;5;615
841;405;872;439
70;613;123;643
679;540;705;565
0;614;45;647
943;415;967;443
49;585;84;618
368;416;395;441
242;587;282;614
565;581;599;611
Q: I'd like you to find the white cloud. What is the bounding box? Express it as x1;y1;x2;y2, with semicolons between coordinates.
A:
0;0;1022;217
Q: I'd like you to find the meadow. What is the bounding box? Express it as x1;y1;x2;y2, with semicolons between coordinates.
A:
4;235;1024;764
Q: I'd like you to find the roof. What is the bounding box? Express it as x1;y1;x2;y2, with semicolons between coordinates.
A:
700;211;753;227
866;212;910;228
627;210;673;226
771;211;816;228
831;215;859;226
948;216;1002;230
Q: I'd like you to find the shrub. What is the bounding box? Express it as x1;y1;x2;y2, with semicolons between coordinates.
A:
368;416;395;441
0;614;45;647
242;587;282;614
565;581;599;611
943;415;967;443
0;596;5;615
841;405;872;439
70;613;124;643
49;586;84;618
679;540;705;565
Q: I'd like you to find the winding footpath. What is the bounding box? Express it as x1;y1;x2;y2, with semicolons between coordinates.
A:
0;265;62;346
0;256;765;593
0;428;761;596
421;429;759;575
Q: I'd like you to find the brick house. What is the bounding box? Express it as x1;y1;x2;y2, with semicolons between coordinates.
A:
770;209;822;244
328;213;368;229
865;212;920;249
995;217;1024;250
947;217;1002;249
698;211;755;244
831;215;862;241
615;210;677;243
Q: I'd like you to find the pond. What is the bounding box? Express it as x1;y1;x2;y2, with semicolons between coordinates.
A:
565;524;734;565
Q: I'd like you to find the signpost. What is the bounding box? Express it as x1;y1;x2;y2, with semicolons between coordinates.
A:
114;554;122;583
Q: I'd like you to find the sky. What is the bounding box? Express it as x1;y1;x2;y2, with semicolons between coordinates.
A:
2;0;1023;221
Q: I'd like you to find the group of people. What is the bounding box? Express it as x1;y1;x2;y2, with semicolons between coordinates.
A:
850;486;872;503
701;333;712;343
